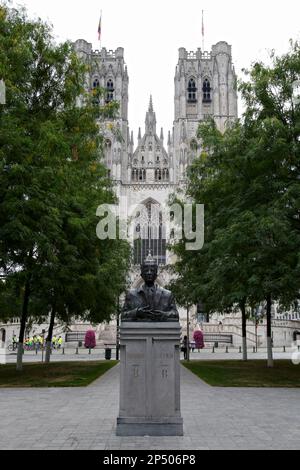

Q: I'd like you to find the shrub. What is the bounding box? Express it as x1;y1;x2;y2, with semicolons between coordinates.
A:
193;330;205;350
84;330;96;349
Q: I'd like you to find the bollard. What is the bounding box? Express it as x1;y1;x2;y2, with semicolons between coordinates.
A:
283;346;286;353
62;348;65;355
226;346;229;354
253;347;256;353
76;348;79;355
239;347;242;354
212;346;215;354
89;348;91;355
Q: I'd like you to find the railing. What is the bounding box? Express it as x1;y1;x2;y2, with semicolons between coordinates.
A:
65;332;86;343
203;334;233;344
203;324;258;344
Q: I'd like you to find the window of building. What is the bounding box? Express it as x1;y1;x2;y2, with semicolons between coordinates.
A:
187;78;197;103
155;169;162;181
106;79;114;102
92;78;100;104
155;168;169;182
133;201;167;266
203;78;212;103
132;169;146;183
190;139;198;152
93;78;100;89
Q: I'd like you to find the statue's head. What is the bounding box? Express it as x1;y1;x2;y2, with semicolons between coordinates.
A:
141;253;158;286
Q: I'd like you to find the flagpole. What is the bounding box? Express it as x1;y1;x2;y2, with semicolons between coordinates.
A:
99;10;102;51
202;10;205;52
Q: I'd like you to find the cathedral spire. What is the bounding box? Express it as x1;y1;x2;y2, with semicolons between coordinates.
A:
149;95;153;112
145;95;156;135
160;128;164;142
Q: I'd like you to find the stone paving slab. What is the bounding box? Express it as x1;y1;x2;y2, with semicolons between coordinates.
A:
0;364;299;450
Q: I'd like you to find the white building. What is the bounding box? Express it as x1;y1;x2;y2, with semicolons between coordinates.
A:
73;39;238;281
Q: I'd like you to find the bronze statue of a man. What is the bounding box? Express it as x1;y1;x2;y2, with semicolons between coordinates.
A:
122;255;179;323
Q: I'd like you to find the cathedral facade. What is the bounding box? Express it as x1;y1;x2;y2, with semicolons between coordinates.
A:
74;39;238;287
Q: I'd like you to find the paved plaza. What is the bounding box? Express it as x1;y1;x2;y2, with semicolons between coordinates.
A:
0;364;299;450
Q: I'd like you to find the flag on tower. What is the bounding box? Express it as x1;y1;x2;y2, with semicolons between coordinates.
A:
98;13;102;41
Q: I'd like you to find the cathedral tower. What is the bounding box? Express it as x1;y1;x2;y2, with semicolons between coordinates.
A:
73;40;131;185
172;41;238;183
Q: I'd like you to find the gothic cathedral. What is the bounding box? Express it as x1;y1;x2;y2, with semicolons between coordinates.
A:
74;39;238;287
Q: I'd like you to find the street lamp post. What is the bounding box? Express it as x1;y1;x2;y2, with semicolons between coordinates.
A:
116;297;120;361
187;306;190;362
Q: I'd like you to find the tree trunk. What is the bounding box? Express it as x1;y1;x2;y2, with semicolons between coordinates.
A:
266;294;274;368
241;299;248;361
45;307;56;364
16;279;31;372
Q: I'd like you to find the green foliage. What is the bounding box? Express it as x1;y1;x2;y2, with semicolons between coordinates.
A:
0;3;130;335
170;41;300;319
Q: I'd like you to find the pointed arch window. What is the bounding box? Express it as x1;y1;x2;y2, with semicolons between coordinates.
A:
187;78;197;103
132;169;146;182
133;200;167;266
92;78;100;105
93;78;100;89
106;79;115;102
203;78;212;103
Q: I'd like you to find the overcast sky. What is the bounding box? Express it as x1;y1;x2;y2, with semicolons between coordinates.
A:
12;0;300;140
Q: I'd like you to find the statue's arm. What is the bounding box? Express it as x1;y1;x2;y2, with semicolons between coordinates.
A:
153;293;179;321
122;292;138;321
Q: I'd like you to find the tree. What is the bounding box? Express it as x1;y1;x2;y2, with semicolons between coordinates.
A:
0;4;130;370
170;41;300;368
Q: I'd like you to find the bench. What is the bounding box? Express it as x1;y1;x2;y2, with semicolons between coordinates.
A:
65;332;86;346
203;334;233;348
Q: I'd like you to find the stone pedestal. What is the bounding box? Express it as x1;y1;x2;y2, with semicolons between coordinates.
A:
116;322;183;436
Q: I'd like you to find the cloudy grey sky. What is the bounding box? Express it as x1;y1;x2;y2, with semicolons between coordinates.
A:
13;0;300;139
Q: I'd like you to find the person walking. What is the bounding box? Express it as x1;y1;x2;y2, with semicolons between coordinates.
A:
182;335;188;361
